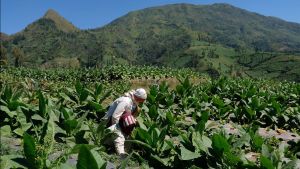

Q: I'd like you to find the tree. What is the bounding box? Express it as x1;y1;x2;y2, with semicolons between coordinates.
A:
95;40;106;67
0;44;8;65
12;46;24;67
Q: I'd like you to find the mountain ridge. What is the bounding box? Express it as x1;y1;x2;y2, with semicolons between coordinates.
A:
2;3;300;35
1;3;300;82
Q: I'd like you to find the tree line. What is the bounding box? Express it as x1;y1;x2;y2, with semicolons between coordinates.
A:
1;45;25;67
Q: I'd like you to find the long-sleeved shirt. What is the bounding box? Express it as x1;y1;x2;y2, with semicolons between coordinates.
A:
104;90;137;125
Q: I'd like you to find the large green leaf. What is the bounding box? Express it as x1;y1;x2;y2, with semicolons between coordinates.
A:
14;128;26;137
0;155;27;169
196;111;209;135
38;91;47;117
43;113;55;156
245;107;255;119
0;125;11;137
91;150;106;169
31;114;47;123
64;119;78;135
177;130;192;146
59;93;76;103
212;134;230;154
201;111;209;122
2;85;12;101
88;101;103;111
148;126;159;146
137;128;152;145
252;134;264;151
260;156;275;169
0;105;17;117
94;83;103;99
14;108;32;136
148;105;158;119
166;111;175;124
62;108;72;120
212;96;224;108
23;132;37;168
136;116;147;130
76;145;99;169
180;146;201;160
271;101;281;113
261;144;270;157
75;81;83;95
224;152;241;166
192;132;211;153
79;89;89;103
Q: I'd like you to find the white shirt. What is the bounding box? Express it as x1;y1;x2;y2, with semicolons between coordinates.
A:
104;90;137;125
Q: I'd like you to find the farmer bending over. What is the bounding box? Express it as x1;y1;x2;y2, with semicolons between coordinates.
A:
104;88;147;157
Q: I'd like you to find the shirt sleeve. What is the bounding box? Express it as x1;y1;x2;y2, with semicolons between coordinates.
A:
111;101;128;125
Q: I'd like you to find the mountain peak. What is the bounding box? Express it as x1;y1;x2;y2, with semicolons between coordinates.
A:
43;9;61;19
42;9;78;32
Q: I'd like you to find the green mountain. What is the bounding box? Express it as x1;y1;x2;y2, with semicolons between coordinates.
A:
1;3;300;81
43;9;78;33
101;3;300;52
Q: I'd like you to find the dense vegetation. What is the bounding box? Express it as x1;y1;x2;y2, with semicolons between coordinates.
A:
1;66;299;168
1;3;300;167
1;3;300;82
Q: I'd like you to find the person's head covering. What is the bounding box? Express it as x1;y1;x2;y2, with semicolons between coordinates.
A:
133;88;147;100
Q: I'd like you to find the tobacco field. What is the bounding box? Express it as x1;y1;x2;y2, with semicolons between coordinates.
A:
0;66;300;169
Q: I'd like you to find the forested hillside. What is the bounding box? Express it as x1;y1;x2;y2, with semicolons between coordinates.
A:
1;3;300;81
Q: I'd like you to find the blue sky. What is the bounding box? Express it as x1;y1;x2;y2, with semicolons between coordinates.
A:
1;0;300;35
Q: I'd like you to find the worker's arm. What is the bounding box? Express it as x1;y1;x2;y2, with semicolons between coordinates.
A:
111;101;128;125
132;106;140;117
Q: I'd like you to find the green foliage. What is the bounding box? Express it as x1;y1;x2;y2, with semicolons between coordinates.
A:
77;145;104;169
0;66;299;168
23;132;38;168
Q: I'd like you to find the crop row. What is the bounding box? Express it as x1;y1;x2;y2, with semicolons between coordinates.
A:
0;68;299;168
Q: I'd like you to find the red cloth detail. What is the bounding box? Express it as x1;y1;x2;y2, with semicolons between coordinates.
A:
119;111;136;135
